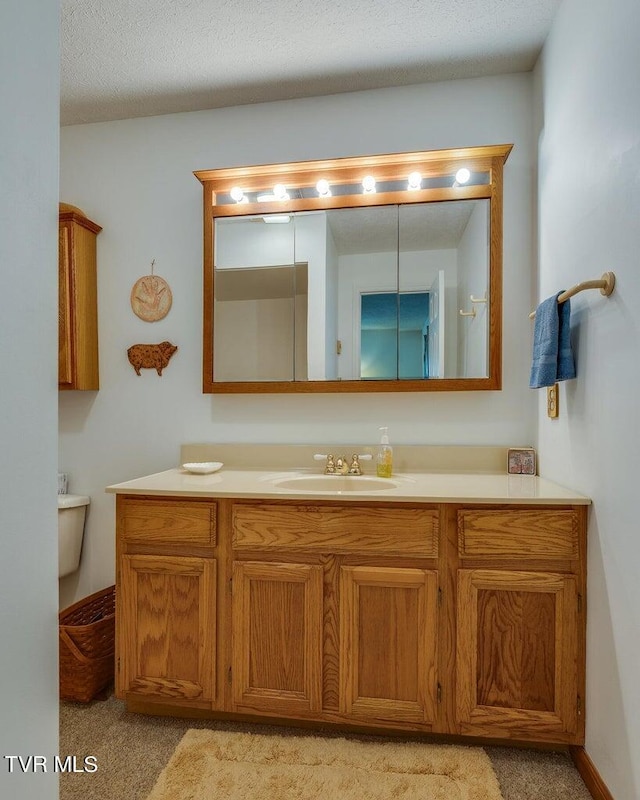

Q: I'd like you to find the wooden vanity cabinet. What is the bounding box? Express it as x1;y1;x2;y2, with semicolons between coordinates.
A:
115;497;217;708
453;507;586;744
230;502;441;729
58;204;101;390
231;559;324;716
339;564;439;726
115;495;586;746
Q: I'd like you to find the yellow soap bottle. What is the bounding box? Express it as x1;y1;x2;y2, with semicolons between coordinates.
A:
376;427;393;478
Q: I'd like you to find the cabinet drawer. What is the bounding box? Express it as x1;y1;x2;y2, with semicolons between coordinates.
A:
121;498;216;546
233;504;438;556
457;509;578;559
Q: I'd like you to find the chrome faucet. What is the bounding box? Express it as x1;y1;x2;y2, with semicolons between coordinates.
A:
314;453;372;475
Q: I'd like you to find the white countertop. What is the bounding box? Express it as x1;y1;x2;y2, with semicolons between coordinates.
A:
106;467;590;505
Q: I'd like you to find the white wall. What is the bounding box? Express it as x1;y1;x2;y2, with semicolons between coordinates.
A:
294;214;329;379
214;212;329;379
59;74;536;608
535;0;640;796
457;201;489;377
0;2;60;798
215;296;297;380
324;224;339;380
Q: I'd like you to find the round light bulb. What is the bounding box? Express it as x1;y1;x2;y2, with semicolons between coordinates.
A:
362;175;376;193
455;168;471;184
230;186;245;202
273;183;287;199
407;171;422;190
316;179;331;196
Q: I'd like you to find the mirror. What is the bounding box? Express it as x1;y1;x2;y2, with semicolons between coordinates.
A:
195;143;512;393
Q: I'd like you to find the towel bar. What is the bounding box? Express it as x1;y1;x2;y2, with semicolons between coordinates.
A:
529;271;616;319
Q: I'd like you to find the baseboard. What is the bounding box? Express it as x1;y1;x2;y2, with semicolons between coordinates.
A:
569;747;615;800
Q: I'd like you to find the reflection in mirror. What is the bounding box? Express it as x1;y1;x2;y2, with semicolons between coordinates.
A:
213;201;489;383
360;292;429;379
399;200;490;380
213;216;308;381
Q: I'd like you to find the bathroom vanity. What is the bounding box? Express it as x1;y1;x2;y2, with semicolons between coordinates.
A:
108;459;588;747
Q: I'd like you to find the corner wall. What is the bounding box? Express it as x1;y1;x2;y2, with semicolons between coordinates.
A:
0;2;60;798
59;74;536;608
535;0;640;796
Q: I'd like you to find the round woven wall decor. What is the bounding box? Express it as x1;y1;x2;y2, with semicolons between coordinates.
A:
130;266;172;322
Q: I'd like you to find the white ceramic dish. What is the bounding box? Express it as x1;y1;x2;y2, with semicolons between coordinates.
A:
182;461;223;475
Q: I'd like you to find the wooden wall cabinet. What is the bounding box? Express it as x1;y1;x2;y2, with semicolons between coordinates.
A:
59;203;102;390
115;495;586;746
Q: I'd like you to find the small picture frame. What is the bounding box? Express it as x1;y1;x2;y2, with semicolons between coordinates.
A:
507;447;536;475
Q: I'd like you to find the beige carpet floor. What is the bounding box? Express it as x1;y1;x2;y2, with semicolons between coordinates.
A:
146;728;503;800
59;694;593;800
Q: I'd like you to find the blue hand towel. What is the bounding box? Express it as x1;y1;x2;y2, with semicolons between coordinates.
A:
529;293;576;388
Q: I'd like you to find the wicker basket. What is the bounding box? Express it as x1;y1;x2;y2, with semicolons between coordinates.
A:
59;585;115;702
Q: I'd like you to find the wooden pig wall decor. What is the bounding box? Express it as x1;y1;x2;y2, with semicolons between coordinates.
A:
127;341;177;376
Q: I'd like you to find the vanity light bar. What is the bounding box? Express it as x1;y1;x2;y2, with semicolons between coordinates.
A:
226;167;476;204
229;167;480;203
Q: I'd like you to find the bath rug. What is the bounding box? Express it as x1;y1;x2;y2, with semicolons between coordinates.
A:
145;728;504;800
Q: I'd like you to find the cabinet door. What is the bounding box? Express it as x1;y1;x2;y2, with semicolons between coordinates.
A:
231;561;323;715
58;209;101;390
340;566;439;724
118;554;215;704
456;569;579;741
58;222;73;387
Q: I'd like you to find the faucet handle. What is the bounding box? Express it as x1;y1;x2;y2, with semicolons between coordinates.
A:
314;453;337;474
348;453;372;475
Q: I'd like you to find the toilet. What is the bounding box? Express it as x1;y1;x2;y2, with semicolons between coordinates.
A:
58;494;90;578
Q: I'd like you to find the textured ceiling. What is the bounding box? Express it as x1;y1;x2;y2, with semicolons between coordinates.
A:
327;202;478;255
61;0;562;126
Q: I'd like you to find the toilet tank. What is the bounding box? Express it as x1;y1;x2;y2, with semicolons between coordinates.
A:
58;494;90;578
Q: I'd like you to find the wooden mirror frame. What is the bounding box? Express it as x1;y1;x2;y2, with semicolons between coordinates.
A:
194;143;512;394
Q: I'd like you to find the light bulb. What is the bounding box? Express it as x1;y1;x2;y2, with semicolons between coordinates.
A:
230;186;245;203
362;175;376;193
263;215;291;224
316;179;331;197
273;183;288;199
455;168;471;184
407;171;422;190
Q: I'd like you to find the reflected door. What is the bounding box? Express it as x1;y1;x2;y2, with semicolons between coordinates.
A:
360;292;430;379
427;270;445;378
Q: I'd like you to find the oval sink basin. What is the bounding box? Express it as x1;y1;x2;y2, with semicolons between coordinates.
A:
273;475;398;492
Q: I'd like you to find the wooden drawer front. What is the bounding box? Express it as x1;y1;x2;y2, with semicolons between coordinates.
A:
458;509;578;559
122;499;216;546
233;504;438;556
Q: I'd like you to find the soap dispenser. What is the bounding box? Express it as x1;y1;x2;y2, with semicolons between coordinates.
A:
376;427;393;478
